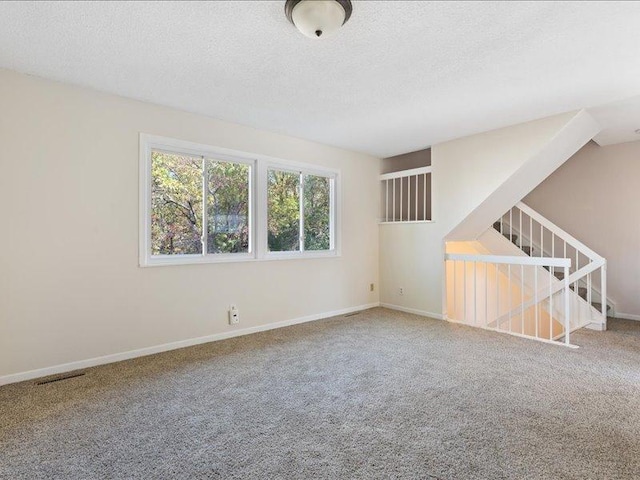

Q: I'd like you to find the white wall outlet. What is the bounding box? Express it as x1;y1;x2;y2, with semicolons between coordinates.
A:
228;305;239;325
399;287;404;296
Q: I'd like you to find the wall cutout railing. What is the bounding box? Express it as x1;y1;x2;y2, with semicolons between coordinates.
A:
379;166;432;223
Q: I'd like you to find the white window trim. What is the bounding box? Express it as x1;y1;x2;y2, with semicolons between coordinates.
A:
264;163;338;258
139;134;341;267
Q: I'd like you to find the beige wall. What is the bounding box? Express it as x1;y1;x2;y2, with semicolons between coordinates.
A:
0;69;381;381
381;148;431;174
524;140;640;317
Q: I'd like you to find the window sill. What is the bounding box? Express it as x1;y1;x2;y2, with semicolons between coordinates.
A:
141;253;256;267
263;250;339;261
140;250;339;267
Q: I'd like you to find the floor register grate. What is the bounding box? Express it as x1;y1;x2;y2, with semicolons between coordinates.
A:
36;372;86;385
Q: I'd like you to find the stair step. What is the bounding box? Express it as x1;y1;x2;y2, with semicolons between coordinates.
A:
502;233;518;243
553;270;564;280
591;302;612;313
493;221;501;231
569;285;588;299
520;246;533;256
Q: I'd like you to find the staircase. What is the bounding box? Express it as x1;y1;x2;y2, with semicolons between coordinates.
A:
492;221;611;316
445;202;608;347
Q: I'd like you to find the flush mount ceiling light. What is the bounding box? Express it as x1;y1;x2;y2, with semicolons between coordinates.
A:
285;0;352;39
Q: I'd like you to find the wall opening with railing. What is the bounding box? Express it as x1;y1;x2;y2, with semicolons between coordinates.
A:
379;166;432;223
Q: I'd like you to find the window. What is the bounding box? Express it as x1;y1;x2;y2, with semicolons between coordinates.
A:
140;135;339;266
205;160;251;254
148;150;252;262
151;151;203;255
267;169;333;253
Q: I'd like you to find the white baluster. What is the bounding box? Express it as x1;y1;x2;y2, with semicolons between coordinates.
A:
474;262;477;326
496;262;500;330
385;179;389;222
485;261;488;327
549;267;553;340
521;264;525;334
564;264;570;346
534;267;539;338
392;178;396;222
423;174;427;221
463;261;467;323
601;262;607;319
519;209;523;247
453;260;457;320
415;175;418;221
400;176;403;221
508;264;512;332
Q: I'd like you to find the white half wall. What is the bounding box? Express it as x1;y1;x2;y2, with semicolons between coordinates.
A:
380;111;599;317
524;140;640;317
0;69;381;381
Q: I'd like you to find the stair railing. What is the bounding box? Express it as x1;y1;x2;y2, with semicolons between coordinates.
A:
495;202;607;321
444;253;575;347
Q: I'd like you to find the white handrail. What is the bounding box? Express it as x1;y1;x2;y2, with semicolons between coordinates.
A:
471;245;605;322
445;253;570;268
564;258;604;286
516;202;603;261
379;166;432;181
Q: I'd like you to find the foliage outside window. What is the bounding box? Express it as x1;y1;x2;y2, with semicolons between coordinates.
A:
267;170;332;252
151;151;250;257
140;135;338;266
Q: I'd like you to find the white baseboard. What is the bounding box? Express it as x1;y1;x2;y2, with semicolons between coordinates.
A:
585;322;607;331
0;302;380;387
614;312;640;322
379;303;445;320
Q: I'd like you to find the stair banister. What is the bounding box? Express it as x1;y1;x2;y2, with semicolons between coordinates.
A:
445;253;570;268
495;202;609;322
445;253;575;347
516;202;603;261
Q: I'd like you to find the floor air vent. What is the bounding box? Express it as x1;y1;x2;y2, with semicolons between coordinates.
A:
344;311;361;317
36;372;86;385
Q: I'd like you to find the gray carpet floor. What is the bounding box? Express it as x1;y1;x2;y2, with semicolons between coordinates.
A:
1;307;639;479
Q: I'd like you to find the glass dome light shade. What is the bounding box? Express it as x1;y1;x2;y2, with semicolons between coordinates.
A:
290;0;348;39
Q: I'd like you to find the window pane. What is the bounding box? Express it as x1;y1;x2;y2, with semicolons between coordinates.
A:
268;170;300;252
151;151;203;255
207;161;250;254
304;175;331;251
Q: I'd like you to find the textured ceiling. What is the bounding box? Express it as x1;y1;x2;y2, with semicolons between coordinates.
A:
1;1;640;157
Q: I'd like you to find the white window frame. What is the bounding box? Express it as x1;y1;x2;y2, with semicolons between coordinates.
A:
264;164;338;260
139;134;340;267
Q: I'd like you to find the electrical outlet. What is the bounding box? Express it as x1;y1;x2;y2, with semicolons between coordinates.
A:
399;287;404;296
228;305;239;325
370;283;375;292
